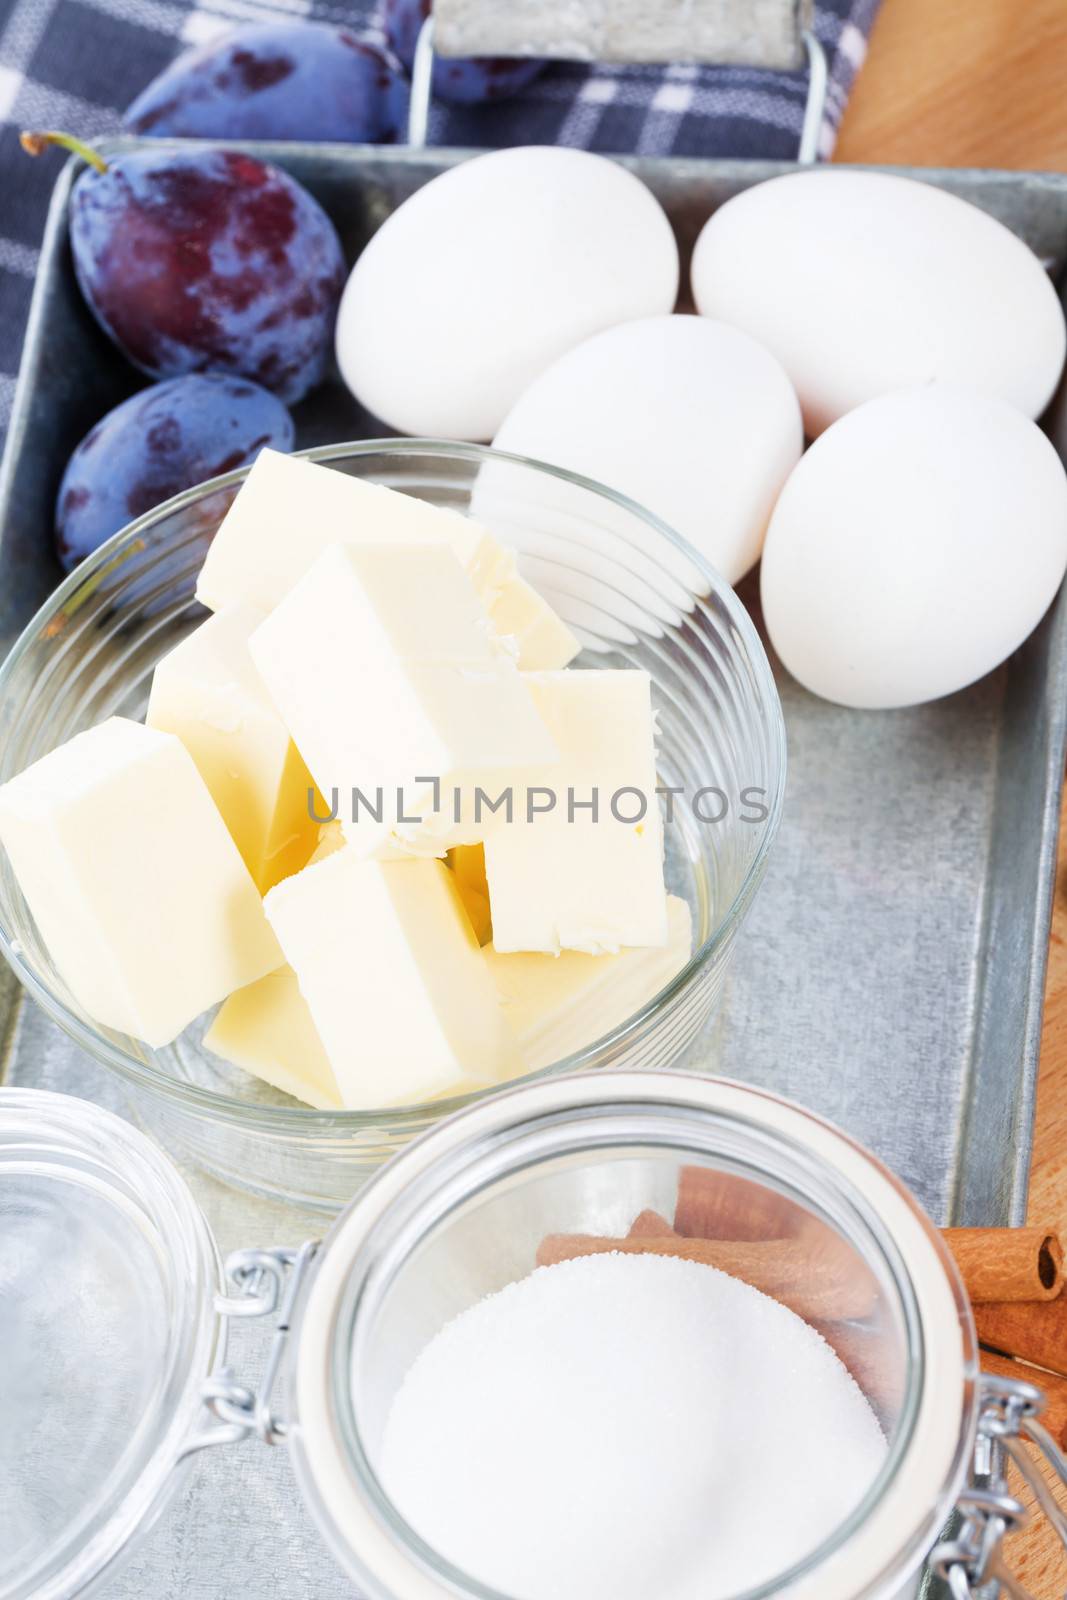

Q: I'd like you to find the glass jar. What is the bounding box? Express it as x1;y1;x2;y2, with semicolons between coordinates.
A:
3;1074;1059;1600
0;1089;222;1600
0;442;785;1210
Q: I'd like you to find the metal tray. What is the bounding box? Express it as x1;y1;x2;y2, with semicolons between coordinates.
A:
1;142;1066;1596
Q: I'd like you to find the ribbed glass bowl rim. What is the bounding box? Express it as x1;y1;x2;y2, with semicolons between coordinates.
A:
0;438;787;1131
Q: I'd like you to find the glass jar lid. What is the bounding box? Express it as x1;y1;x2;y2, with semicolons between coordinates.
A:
0;1089;222;1600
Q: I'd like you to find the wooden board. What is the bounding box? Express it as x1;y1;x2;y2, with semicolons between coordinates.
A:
837;3;1067;1590
836;0;1067;172
1012;814;1067;1600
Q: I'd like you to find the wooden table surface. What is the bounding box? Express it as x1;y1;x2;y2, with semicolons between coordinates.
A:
836;1;1067;1591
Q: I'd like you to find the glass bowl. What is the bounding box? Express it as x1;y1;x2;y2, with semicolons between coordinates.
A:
0;442;785;1210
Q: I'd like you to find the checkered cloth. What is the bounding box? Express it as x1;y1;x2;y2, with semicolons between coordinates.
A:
0;0;881;442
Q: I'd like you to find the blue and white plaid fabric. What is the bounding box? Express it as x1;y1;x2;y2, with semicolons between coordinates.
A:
0;0;881;442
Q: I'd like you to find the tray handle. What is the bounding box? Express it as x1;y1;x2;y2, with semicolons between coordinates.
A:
433;0;814;70
409;1;827;161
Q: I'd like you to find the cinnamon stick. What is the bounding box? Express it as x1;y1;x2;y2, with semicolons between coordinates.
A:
628;1209;677;1239
674;1165;805;1241
536;1232;877;1322
980;1350;1067;1448
975;1297;1067;1377
943;1229;1063;1304
673;1172;1063;1309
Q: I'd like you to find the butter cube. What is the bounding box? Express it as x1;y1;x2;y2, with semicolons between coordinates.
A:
448;844;492;945
460;520;515;603
484;895;692;1069
249;542;558;851
205;965;341;1110
197;450;458;614
483;670;669;954
264;851;522;1107
0;718;281;1046
147;603;319;893
197;449;576;669
459;524;578;668
309;820;345;863
490;573;579;670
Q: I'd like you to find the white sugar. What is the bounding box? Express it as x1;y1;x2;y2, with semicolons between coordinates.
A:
379;1251;887;1600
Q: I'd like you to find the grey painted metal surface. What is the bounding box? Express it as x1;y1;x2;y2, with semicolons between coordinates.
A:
1;143;1067;1594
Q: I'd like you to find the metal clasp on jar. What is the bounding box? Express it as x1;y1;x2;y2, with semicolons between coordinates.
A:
178;1240;320;1460
932;1372;1067;1598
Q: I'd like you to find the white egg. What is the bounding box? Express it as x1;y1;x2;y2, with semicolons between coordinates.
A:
691;169;1066;437
336;146;679;441
492;315;802;584
760;384;1067;709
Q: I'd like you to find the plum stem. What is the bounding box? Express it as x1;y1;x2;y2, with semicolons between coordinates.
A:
20;131;109;174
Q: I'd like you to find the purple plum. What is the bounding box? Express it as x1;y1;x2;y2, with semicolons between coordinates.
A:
55;374;293;571
382;0;546;104
124;22;409;144
61;142;344;404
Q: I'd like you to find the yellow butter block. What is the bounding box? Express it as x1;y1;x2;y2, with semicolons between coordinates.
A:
0;718;281;1046
309;820;345;863
196;449;576;672
264;850;523;1108
489;573;579;670
448;843;492;945
483;669;669;955
147;602;319;893
249;541;558;857
205;965;341;1110
196;449;491;616
484;895;692;1069
197;449;479;614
